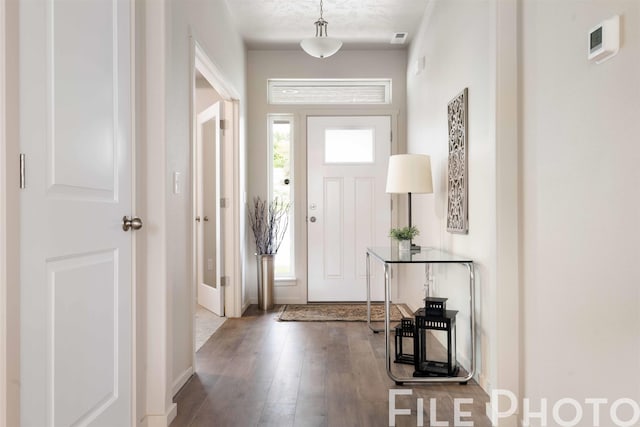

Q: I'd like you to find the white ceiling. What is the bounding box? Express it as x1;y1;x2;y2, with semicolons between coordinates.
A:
225;0;430;50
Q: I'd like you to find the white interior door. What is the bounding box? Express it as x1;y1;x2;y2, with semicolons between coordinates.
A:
307;116;390;302
19;0;133;426
196;102;224;316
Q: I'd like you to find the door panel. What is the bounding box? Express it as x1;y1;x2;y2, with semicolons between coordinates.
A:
307;116;390;302
196;102;224;316
48;251;118;427
20;0;132;425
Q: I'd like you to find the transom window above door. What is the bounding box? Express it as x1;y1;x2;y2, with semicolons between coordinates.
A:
268;79;391;105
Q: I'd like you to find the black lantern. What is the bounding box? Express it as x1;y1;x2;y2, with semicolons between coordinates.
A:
413;300;458;377
394;318;415;365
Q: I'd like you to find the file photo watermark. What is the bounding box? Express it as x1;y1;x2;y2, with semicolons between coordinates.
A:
389;388;640;427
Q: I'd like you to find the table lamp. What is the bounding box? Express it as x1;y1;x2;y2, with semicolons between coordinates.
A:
385;154;433;251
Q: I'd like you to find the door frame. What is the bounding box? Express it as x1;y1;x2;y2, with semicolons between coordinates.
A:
1;0;20;425
298;109;401;304
189;39;242;369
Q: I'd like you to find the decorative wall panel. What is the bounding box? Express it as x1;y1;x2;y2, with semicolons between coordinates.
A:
446;88;469;234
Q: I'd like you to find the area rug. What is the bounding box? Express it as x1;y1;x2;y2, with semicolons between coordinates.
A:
276;303;411;322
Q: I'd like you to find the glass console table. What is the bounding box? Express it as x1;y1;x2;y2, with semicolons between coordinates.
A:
366;247;476;385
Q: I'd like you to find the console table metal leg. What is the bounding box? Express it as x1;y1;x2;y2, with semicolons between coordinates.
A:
383;261;476;384
465;262;476;380
366;251;384;333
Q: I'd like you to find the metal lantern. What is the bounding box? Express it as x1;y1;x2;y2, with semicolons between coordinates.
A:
394;318;415;365
413;301;459;377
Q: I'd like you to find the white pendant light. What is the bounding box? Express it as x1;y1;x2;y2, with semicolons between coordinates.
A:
300;0;342;59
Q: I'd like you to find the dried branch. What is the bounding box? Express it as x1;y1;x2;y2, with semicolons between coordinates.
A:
248;196;290;255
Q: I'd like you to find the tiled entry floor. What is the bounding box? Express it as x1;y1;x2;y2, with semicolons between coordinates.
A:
195;305;226;352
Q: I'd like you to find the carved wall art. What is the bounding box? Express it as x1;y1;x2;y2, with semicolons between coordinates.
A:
446;88;469;234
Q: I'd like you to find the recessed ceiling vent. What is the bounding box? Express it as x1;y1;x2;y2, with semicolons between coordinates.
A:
391;32;408;44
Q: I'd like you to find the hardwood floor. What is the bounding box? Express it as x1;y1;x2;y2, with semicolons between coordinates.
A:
170;306;492;427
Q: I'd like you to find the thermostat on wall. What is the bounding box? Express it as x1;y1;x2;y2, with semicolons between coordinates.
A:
588;15;620;64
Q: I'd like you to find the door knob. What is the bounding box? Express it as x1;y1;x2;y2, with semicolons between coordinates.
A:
203;216;209;222
122;216;143;231
195;216;201;222
309;216;317;223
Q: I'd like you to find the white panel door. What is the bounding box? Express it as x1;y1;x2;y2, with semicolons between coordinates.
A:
307;116;390;302
196;102;224;316
19;0;133;425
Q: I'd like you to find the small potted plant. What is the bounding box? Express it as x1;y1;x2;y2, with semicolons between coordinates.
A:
389;226;419;251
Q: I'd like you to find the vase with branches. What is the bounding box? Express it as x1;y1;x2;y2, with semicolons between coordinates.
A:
248;197;290;255
248;196;290;310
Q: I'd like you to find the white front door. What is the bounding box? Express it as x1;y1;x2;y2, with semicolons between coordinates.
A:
307;116;391;302
195;102;224;316
19;0;133;425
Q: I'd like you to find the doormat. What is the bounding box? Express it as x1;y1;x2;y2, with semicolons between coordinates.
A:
276;303;411;322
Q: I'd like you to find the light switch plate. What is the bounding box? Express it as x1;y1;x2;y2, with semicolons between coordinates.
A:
173;172;181;194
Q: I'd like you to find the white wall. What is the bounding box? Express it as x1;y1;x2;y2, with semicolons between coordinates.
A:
246;49;407;305
166;0;246;402
166;0;246;404
139;0;246;424
521;0;640;422
405;0;496;391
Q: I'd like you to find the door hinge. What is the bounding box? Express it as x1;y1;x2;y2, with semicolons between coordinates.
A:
220;276;228;287
220;198;228;208
19;154;26;189
390;130;393;142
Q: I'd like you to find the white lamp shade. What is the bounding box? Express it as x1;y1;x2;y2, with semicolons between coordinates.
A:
300;37;342;58
385;154;433;194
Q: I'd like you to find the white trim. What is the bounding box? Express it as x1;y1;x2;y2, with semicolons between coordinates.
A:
144;0;172;421
267;114;296;279
268;79;392;105
171;367;193;397
145;404;177;427
298;108;400;304
129;0;138;424
1;0;19;424
231;99;244;318
0;1;7;425
194;40;240;101
485;402;519;427
494;0;521;401
242;300;251;315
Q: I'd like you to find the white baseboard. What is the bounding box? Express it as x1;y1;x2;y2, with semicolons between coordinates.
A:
172;367;193;397
274;297;306;304
145;403;178;427
485;402;519;427
242;300;251;314
478;373;490;393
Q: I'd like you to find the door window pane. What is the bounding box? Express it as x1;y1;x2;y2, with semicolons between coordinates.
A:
324;129;374;163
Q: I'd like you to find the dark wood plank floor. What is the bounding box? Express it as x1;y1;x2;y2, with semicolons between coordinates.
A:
170;306;492;427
